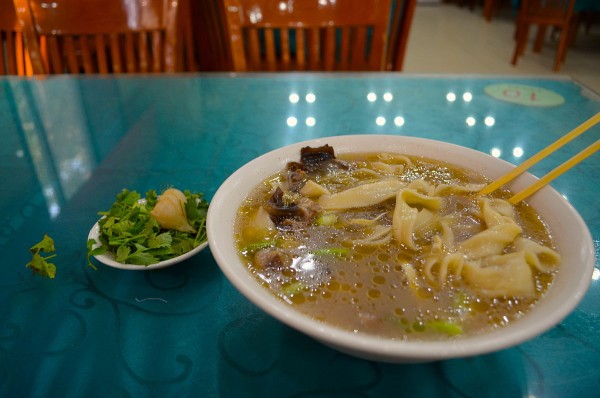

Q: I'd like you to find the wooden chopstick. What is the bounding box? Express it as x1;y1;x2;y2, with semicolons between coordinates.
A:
478;112;600;201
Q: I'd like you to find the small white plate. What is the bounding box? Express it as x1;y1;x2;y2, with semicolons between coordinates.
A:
87;221;208;271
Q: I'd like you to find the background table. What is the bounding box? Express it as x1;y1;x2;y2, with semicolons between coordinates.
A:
1;73;599;397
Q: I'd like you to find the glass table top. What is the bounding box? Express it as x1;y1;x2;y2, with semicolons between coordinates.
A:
0;73;598;397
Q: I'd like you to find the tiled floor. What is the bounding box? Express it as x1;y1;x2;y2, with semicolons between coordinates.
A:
403;3;600;94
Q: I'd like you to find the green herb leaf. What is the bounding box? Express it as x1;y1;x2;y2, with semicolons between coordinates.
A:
85;238;103;270
26;234;57;278
147;232;172;249
88;188;209;267
115;245;132;262
29;234;55;254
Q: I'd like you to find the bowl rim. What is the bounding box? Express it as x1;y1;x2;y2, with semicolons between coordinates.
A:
207;134;595;362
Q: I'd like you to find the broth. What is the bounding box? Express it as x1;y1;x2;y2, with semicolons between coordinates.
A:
234;146;560;340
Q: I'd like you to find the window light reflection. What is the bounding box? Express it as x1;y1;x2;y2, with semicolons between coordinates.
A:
367;92;377;102
287;116;298;127
513;147;524;157
446;92;456;102
49;203;61;218
305;93;316;103
376;116;386;126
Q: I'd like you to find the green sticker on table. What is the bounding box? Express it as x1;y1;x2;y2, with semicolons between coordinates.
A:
484;84;565;107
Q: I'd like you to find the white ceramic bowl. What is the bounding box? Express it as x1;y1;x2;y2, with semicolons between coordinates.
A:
206;135;594;363
88;221;208;270
88;198;208;270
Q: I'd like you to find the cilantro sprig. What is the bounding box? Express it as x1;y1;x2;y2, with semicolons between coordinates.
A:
87;189;209;267
27;234;57;278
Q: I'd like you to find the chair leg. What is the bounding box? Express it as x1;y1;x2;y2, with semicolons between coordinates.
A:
533;25;546;52
568;14;580;48
483;0;494;21
512;23;529;65
554;25;570;71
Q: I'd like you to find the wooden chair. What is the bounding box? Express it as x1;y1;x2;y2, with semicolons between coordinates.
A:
190;0;233;71
483;0;502;21
0;0;36;75
223;0;394;71
511;0;576;71
178;0;198;72
13;0;182;74
385;0;416;71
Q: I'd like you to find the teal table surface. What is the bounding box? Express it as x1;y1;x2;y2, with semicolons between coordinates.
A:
0;73;599;397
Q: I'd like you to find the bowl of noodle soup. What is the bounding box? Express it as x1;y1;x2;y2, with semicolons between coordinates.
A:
207;135;594;363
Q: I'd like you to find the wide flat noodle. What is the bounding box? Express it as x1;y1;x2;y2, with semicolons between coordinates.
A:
348;225;393;246
300;180;330;197
318;179;405;210
413;208;439;238
463;252;536;297
392;186;442;250
513;237;561;273
423;252;465;286
383;175;559;299
457;223;522;259
480;197;515;228
369;161;405;176
434;183;486;196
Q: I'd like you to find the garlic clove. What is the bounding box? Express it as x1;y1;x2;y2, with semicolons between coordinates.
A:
150;188;196;233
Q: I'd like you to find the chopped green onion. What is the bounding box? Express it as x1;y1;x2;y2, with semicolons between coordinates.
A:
281;281;306;295
310;247;349;257
242;240;278;253
316;213;338;226
426;320;463;336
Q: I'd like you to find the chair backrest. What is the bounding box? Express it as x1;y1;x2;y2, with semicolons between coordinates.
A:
520;0;576;23
13;0;180;74
223;0;393;71
385;0;416;71
191;0;233;71
0;0;34;75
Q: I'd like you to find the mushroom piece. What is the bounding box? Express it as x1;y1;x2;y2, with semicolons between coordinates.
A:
287;145;348;175
299;144;336;172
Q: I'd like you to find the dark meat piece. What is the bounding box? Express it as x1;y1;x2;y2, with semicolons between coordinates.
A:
287;161;305;172
267;187;303;219
287;169;307;192
254;248;292;269
265;187;320;228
